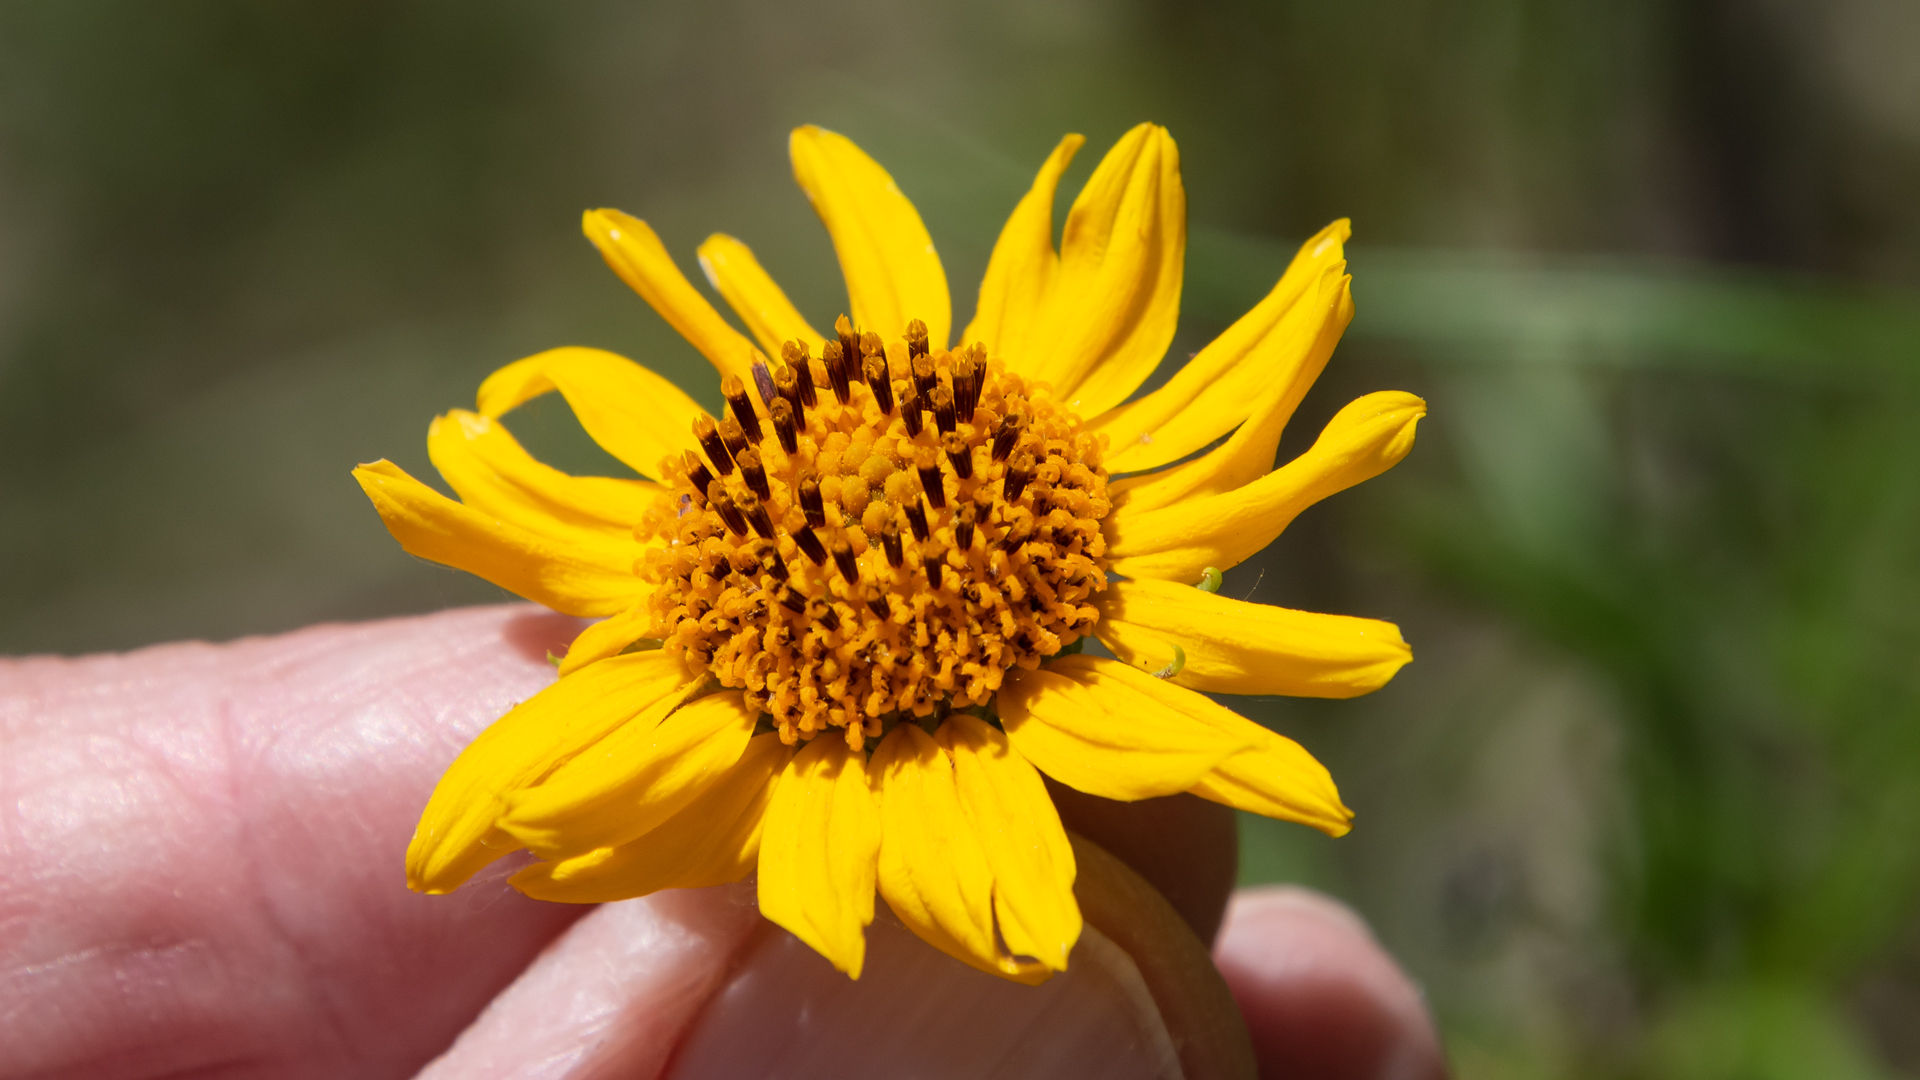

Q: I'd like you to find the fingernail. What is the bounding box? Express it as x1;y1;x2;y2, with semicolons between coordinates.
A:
666;907;1181;1080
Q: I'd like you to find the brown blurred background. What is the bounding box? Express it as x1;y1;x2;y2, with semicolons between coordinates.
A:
5;3;1920;1076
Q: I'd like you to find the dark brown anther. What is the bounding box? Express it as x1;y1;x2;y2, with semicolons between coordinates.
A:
750;354;779;410
779;585;808;614
903;499;930;543
952;347;981;417
792;525;828;565
1003;452;1035;503
863;353;895;415
721;375;762;444
757;541;790;582
736;447;771;501
782;340;818;409
821;341;853;405
797;472;826;529
738;490;776;539
941;431;973;479
880;521;904;569
709;484;748;536
863;583;892;620
769;398;799;455
930;385;957;433
900;386;925;437
829;534;860;584
694;414;734;475
992;412;1026;462
1000;526;1031;553
718;417;749;461
906;318;930;360
684;451;714;503
835;314;859;369
773;363;805;426
954;502;976;550
911;353;938;399
809;597;841;632
915;447;946;510
921;541;944;589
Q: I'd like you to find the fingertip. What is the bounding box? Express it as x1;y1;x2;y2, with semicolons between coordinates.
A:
1214;886;1449;1080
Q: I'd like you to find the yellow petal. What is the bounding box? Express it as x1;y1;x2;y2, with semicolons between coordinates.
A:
500;690;758;859
697;233;827;358
1107;391;1426;582
473;347;704;480
557;607;656;677
582;209;757;385
428;409;667;545
959;134;1085;360
1023;124;1184;417
1109;266;1352;513
353;459;649;618
996;656;1252;802
873;724;1017;980
1094;578;1411;698
758;734;881;978
1190;727;1354;838
510;732;792;903
789;125;950;348
404;649;698;893
1093;220;1351;472
938;715;1081;974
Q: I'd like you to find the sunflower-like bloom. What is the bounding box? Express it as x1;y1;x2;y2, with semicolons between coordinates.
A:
355;124;1422;983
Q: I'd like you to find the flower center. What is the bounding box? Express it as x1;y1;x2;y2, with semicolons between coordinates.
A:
637;317;1111;749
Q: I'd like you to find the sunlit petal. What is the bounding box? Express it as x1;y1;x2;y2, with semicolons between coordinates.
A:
353;459;649;617
1108;391;1425;582
790;125;950;347
404;650;698;893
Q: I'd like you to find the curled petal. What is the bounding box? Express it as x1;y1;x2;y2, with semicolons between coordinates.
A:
582;210;757;385
1093;220;1351;470
404;649;699;893
1109;265;1352;512
1024;124;1185;417
1095;578;1410;698
790;125;950;348
996;657;1252;802
474;347;704;480
759;735;881;978
500;691;759;859
1107;391;1426;582
511;733;792;903
353;459;649;617
698;233;827;358
428;409;665;543
960;133;1084;361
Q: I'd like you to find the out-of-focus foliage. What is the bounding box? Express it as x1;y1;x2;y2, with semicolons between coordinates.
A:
3;2;1917;1076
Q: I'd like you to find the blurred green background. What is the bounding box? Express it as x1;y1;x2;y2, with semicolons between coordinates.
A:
4;2;1919;1076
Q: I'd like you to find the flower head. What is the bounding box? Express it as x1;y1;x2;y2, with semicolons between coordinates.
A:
356;123;1423;982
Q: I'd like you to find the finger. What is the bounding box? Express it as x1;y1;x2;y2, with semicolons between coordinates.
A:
417;838;1250;1080
1213;886;1449;1080
0;605;590;1079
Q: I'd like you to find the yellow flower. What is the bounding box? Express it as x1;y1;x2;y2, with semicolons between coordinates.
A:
355;123;1423;983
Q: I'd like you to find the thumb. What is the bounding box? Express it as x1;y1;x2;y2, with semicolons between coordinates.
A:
416;837;1252;1080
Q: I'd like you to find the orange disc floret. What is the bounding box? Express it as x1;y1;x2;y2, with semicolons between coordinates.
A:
637;319;1111;749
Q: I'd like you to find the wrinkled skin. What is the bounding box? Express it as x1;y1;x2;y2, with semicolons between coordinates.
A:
0;605;1446;1080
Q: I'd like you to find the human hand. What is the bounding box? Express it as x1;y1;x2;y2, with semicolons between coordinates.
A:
1;605;1446;1079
